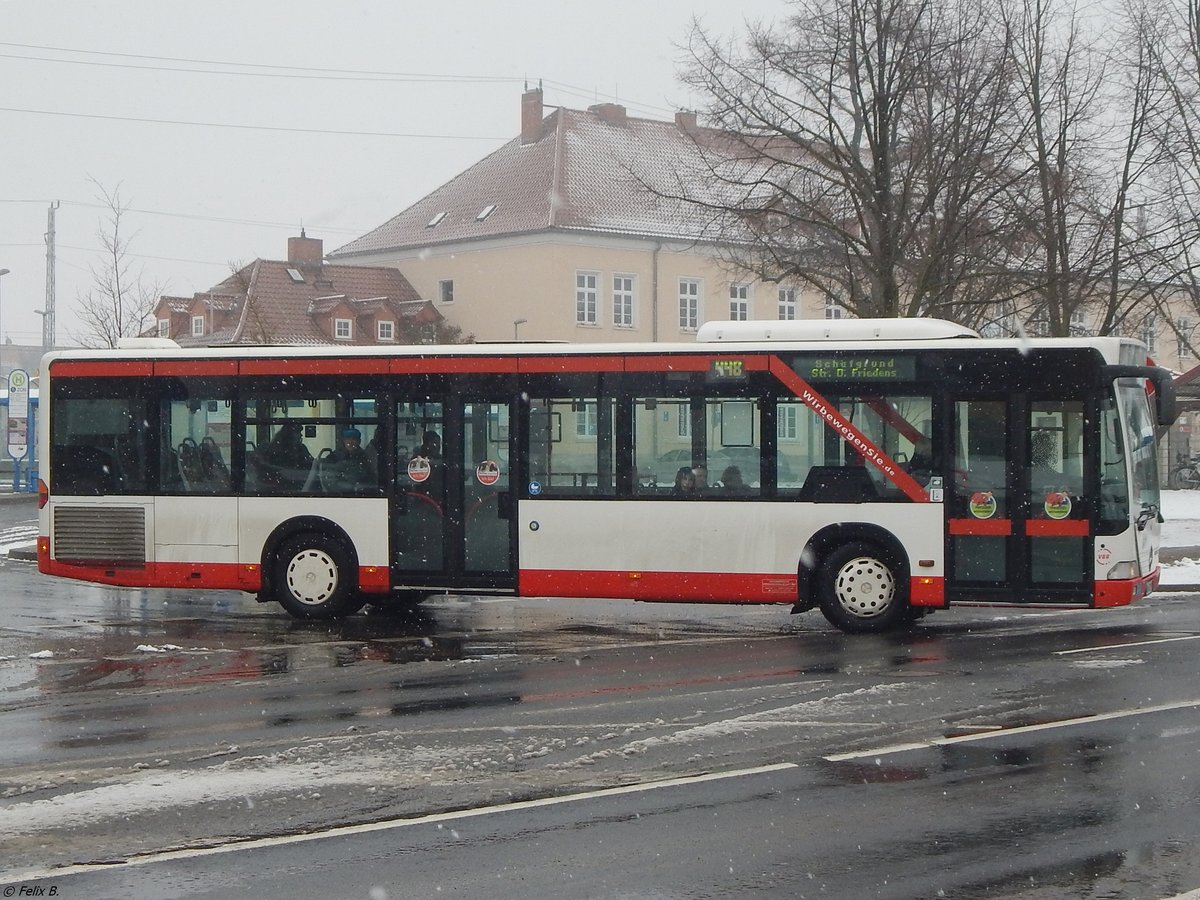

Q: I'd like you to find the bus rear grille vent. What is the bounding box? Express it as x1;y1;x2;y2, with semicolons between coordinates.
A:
54;507;147;565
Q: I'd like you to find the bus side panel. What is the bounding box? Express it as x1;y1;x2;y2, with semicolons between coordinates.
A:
517;500;944;603
237;497;392;592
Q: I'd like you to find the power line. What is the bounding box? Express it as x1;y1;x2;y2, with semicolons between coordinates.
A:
0;41;682;120
0;105;506;139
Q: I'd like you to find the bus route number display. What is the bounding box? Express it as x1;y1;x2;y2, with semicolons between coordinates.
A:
793;354;915;381
709;359;748;382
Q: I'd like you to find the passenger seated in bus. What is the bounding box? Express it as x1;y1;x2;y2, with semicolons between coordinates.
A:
719;465;748;494
415;430;442;460
261;422;313;489
692;463;709;494
325;428;376;492
670;465;699;497
907;437;934;481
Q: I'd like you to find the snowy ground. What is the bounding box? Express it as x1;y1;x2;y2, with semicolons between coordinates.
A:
1158;490;1200;584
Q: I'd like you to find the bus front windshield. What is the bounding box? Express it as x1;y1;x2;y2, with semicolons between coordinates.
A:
1101;383;1160;528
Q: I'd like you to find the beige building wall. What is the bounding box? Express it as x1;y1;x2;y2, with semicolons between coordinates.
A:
347;234;827;344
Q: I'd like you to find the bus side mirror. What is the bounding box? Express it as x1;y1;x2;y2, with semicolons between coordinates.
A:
1102;365;1177;428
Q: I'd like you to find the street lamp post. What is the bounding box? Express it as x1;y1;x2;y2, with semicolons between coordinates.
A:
513;318;528;340
0;268;10;381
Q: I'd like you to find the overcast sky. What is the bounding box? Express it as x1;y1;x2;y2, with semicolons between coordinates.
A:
0;0;785;350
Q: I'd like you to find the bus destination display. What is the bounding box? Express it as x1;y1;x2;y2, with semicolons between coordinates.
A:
792;354;915;381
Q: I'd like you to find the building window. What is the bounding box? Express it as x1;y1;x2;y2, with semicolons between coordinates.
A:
334;318;353;340
824;297;846;320
679;278;700;331
1178;318;1193;361
377;320;395;342
1069;310;1089;337
613;274;635;328
778;287;797;320
575;402;599;438
1140;315;1157;354
778;405;799;441
191;315;205;336
157;319;171;338
576;271;599;326
438;280;454;303
729;283;750;320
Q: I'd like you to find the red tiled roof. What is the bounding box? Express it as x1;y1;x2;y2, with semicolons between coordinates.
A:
330;104;735;258
159;257;435;347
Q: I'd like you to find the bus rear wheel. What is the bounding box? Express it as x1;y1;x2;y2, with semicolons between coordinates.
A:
817;541;909;634
273;533;358;619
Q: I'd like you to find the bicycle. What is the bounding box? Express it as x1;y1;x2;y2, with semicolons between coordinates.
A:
1169;452;1200;489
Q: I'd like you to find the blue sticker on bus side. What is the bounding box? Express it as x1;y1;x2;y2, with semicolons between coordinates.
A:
529;481;542;495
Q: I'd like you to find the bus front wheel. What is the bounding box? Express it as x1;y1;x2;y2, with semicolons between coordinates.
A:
273;533;358;619
817;542;909;634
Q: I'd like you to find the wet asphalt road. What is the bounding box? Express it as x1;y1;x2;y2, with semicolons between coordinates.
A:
0;496;1199;898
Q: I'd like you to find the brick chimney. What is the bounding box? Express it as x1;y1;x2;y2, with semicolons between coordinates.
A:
287;229;324;266
521;86;544;145
675;110;698;133
589;102;627;125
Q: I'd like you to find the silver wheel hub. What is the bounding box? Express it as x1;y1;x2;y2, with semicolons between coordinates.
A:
833;556;895;618
285;549;338;605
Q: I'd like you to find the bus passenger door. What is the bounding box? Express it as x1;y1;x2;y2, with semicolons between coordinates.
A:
946;396;1092;603
392;396;516;592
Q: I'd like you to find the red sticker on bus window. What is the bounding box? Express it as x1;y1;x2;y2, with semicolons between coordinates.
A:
408;457;432;483
476;460;500;486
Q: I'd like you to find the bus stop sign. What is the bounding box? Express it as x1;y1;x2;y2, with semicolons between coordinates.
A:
7;369;29;460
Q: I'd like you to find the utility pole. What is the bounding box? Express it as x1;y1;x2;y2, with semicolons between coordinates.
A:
43;201;59;351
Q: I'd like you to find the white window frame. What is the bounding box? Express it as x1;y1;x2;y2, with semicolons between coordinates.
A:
679;278;701;332
778;405;799;441
729;282;750;321
778;287;797;321
334;318;353;341
1140;314;1158;354
157;318;171;338
612;274;636;328
575;402;599;438
191;315;205;337
438;280;454;304
824;297;847;320
1178;317;1193;360
377;320;395;342
576;271;599;326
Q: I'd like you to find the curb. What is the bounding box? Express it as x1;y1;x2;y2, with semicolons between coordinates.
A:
8;545;36;561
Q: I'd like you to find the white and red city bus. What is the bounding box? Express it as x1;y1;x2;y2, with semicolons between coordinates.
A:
37;318;1176;633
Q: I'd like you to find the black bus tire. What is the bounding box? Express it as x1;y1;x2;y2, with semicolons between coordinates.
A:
817;541;909;634
272;532;357;619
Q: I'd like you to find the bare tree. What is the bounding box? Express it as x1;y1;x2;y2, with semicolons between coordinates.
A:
670;0;1025;320
73;180;164;348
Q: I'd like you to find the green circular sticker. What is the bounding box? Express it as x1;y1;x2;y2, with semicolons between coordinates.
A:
1044;491;1072;520
969;491;997;519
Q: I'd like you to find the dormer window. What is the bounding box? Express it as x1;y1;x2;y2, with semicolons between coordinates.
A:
157;319;170;338
426;212;447;228
377;320;395;342
192;316;205;336
334;318;352;340
286;268;305;283
476;204;497;221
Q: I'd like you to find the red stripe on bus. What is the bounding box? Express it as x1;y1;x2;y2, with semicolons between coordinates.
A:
1026;519;1090;537
624;355;714;372
51;360;153;378
909;576;946;607
767;357;929;503
41;560;390;595
239;358;388;376
519;569;798;603
390;357;520;374
519;356;625;373
154;360;238;377
948;518;1012;535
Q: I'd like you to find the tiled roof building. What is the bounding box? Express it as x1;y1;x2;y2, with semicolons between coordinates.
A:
152;234;446;347
329;88;790;343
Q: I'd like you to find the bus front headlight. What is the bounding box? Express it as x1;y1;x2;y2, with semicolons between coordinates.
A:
1106;561;1136;580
